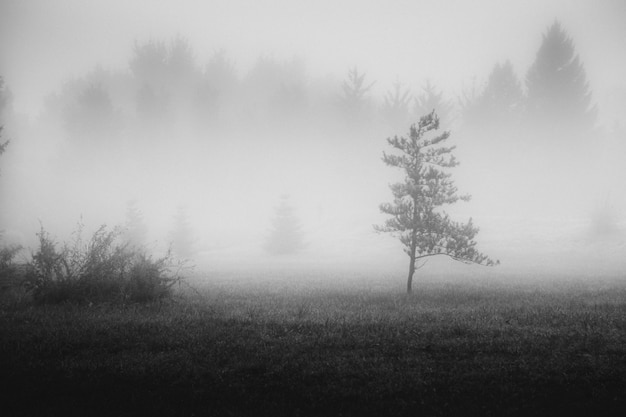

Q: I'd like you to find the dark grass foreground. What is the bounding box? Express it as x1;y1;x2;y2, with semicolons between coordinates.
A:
2;276;626;416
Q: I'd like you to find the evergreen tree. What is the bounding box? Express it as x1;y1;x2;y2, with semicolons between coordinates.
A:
526;21;596;133
64;83;122;145
167;36;197;84
135;83;169;122
376;111;498;294
122;200;148;248
169;206;194;260
265;195;304;255
130;39;169;88
0;126;6;158
463;60;524;130
204;50;238;95
381;80;412;131
338;67;375;123
414;81;454;130
0;77;9;158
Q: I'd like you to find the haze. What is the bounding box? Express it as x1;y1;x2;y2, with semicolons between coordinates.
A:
1;0;625;279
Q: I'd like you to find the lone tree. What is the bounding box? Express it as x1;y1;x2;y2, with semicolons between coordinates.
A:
376;111;498;294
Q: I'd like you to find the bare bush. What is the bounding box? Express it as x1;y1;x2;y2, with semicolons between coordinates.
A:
30;223;186;304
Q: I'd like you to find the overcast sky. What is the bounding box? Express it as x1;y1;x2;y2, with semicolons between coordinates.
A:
2;0;625;115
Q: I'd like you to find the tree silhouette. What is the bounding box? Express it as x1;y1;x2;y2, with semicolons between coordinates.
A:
130;39;169;88
167;36;197;84
0;126;6;159
169;206;195;260
204;50;238;95
381;80;412;131
338;67;375;123
0;77;8;159
376;111;498;294
64;83;122;146
414;81;454;130
265;195;304;255
463;60;524;131
122;200;148;249
525;21;596;134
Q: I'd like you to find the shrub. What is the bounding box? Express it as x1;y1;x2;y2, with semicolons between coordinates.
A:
124;251;181;302
0;233;33;308
29;223;186;305
0;242;23;277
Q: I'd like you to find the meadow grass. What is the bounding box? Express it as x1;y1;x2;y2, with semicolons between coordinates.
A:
1;270;626;416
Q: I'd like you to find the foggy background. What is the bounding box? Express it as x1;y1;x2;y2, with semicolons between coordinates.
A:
1;0;625;278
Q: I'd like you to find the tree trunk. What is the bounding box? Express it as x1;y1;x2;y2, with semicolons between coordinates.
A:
407;252;415;294
407;200;419;294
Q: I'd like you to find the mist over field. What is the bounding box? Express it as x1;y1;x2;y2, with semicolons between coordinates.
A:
1;0;625;280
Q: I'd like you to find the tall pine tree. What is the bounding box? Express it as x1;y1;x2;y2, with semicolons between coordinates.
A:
526;21;596;134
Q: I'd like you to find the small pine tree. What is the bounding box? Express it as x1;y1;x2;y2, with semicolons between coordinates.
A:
338;67;375;123
265;195;304;255
381;80;412;131
169;206;194;260
463;60;524;131
122;200;148;248
376;111;498;294
414;81;454;130
0;77;9;159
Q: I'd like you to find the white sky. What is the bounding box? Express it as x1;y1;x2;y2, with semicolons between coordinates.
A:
1;0;625;115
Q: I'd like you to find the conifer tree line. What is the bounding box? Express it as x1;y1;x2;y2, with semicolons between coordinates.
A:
24;20;600;155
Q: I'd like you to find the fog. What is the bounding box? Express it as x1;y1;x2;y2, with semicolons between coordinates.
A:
1;0;625;279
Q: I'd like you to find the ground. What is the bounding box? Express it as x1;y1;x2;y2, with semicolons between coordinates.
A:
1;269;626;416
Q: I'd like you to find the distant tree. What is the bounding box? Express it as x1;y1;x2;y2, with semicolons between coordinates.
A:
240;56;309;124
122;200;148;248
204;50;238;95
241;55;284;122
265;195;304;255
338;67;375;123
130;39;169;88
0;76;10;121
525;20;596;134
376;111;498;294
203;50;238;120
169;206;194;260
381;80;412;131
135;83;169;122
414;81;454;130
0;78;7;218
0;77;10;158
167;36;197;84
0;126;7;161
190;79;219;127
462;60;524;131
66;83;121;137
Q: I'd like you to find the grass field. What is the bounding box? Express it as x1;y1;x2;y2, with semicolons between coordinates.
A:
1;269;626;416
